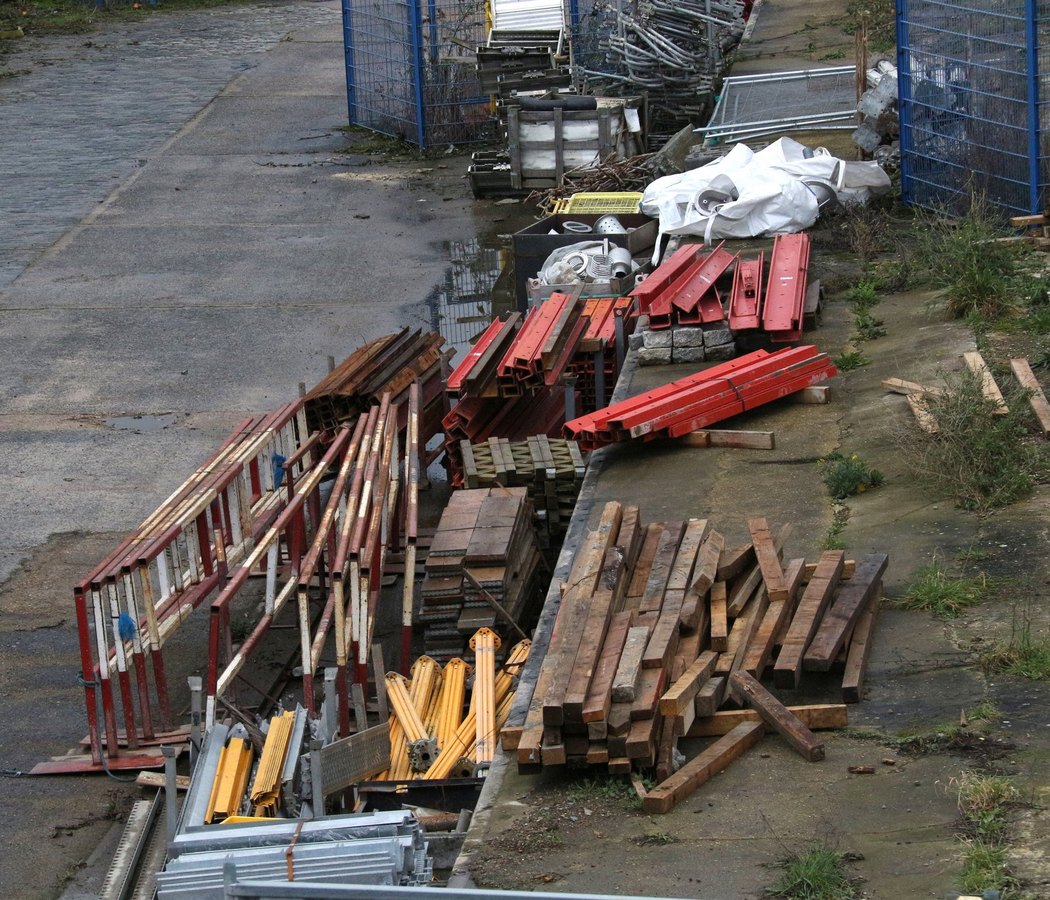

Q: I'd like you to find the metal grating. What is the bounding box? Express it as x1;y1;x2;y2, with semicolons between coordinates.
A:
320;723;392;795
341;0;496;148
700;66;859;143
897;0;1050;215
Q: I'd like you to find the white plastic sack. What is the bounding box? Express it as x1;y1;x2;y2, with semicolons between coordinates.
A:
640;137;890;247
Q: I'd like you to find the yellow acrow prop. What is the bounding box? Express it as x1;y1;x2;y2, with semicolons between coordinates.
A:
471;628;502;765
250;710;295;816
205;737;254;824
434;658;470;753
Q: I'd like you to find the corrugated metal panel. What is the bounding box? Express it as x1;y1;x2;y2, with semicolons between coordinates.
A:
491;0;565;33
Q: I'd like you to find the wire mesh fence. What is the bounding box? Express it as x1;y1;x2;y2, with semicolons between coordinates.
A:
897;0;1050;215
341;0;496;149
699;66;859;143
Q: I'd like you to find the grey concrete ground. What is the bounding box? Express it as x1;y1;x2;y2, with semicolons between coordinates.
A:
0;3;494;895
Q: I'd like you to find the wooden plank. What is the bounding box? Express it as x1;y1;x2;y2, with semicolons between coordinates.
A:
963;350;1008;414
626;715;659;762
680;430;776;449
774;550;844;689
541;502;623;727
710;581;729;651
741;557;805;677
905;392;939;434
748;517;788;603
641;721;764;814
666;519;710;594
607;703;632;736
659;651;717;715
608;756;631;774
803;559;855;581
721;588;769;681
625;525;663;605
680;530;724;632
727;562;763;618
611;626;651;702
843;593;882;703
717;543;755;582
692;672;726;718
804;553;888;672
618;505;645;578
642;591;684;670
563;548;627;722
630;668;665;721
694;676;726;717
881;377;941;397
1011;358;1050;437
730;671;825;762
687;703;848;737
581;611;632;723
638;521;684;613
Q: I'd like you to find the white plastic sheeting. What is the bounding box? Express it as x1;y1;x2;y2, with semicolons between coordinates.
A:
640;137;891;247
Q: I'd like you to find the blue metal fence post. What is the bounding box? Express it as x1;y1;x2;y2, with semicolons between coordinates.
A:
407;0;428;148
341;0;358;125
1025;0;1041;213
894;0;912;207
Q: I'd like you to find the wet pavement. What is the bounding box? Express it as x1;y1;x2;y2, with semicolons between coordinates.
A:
0;2;495;894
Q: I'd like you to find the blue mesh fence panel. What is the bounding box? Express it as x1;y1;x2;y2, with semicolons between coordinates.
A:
342;0;495;148
897;0;1050;215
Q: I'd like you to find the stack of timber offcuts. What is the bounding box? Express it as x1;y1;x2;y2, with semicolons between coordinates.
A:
458;436;586;547
304;328;446;437
504;502;887;813
419;488;544;661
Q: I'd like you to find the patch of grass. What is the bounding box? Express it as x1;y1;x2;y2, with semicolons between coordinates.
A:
913;195;1024;320
820;49;846;60
832;349;871;371
632;830;678;846
845;279;887;341
567;775;635;804
822;503;850;550
843;0;895;52
819;452;884;500
965;700;999;722
956;545;992;563
959;838;1016;895
981;606;1050;680
898;558;987;618
771;845;857;900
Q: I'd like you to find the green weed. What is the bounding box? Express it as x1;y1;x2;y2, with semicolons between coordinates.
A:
965;700;999;722
771;845;857;900
822;503;850;550
981;606;1050;680
898;558;986;618
900;369;1048;510
833;349;871;371
819;453;884;500
959;838;1016;894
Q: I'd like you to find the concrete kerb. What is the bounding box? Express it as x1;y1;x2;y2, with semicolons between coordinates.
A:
447;333;643;888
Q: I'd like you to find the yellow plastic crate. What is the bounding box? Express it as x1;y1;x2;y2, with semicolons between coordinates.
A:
553;192;643;215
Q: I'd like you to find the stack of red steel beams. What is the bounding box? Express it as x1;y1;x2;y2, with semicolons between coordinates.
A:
728;252;765;331
495;293;588;395
567;297;635;412
564;346;836;449
632;242;736;330
762;233;810;342
446;313;522;399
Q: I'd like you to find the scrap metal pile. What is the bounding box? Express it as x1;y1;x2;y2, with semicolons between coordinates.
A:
503;503;888;814
564;345;837;450
576;0;749;138
55;334;441;773
444;294;634;480
419;487;545;660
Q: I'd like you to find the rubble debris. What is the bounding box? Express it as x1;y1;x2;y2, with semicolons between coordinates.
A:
853;61;899;157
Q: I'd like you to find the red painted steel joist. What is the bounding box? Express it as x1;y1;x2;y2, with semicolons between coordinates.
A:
564;346;836;448
762;233;810;342
729;253;765;331
632;243;704;313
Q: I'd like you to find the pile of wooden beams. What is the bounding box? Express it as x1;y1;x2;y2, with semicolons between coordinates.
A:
564;346;837;449
304;328;447;438
419;488;544;661
458;436;587;547
376;637;531;781
503;502;888;814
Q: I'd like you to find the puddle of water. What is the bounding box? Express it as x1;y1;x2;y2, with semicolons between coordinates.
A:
105;413;177;433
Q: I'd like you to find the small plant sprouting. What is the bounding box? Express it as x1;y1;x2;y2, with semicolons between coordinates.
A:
771;844;857;899
832;349;872;371
898;558;986;618
819;453;884;500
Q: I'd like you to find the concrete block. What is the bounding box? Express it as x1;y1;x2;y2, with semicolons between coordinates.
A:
672;346;706;363
628;331;644;351
638;347;673;366
852;121;882;154
703;326;734;348
643;329;673;349
705;343;736;361
673;327;705;348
